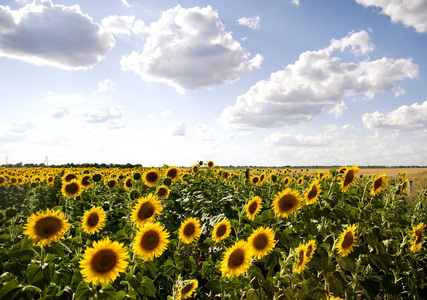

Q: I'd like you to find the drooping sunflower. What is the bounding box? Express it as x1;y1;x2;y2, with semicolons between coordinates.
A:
410;222;425;253
156;185;170;199
247;227;276;259
304;180;322;205
61;179;83;198
178;217;202;244
133;222;170;260
82;206;106;235
23;208;70;246
304;240;316;262
272;188;303;218
165;166;180;182
178;279;198;300
79;237;129;285
207;161;215;168
131;194;163;227
340;165;359;192
294;244;307;274
336;224;358;257
371;173;388;196
246;196;263;221
212;219;231;243
220;240;252;277
143;169;160;186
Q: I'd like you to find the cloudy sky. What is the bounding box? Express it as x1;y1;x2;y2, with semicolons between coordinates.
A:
1;0;426;167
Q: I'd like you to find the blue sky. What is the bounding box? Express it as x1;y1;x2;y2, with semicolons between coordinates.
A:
1;0;426;167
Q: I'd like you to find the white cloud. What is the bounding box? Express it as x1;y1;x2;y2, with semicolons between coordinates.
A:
43;92;85;103
93;79;115;94
328;101;347;117
327;30;375;55
0;121;35;142
355;0;427;33
169;122;186;136
292;0;300;6
237;16;260;30
147;110;173;120
121;5;260;92
102;15;135;35
80;104;124;123
49;105;70;119
132;20;150;35
249;53;264;69
107;119;127;129
362;101;427;130
0;0;115;69
218;30;419;129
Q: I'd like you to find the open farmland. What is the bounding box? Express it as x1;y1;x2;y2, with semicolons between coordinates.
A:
0;164;426;299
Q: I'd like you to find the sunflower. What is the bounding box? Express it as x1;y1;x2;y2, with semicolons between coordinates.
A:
247;227;276;259
272;188;303;218
191;165;199;173
62;171;79;182
23;208;70;246
398;179;409;195
410;222;425;253
305;180;322;205
283;176;290;186
143;169;160;186
156;185;170;199
297;177;304;186
326;295;343;300
370;173;388;196
220;240;252;277
179;217;202;244
251;175;260;185
82;206;106;235
294;244;307;274
61;179;83;198
207;161;215;168
79;237;129;285
246;196;263;220
304;240;316;262
81;174;92;190
133;222;170;260
178;279;198;299
123;177;133;190
165;166;180;182
340;165;359;192
0;175;6;186
131;194;163;227
106;178;118;189
336;224;357;257
212;219;231;243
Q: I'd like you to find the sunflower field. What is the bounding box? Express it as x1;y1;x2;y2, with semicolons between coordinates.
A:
0;163;426;299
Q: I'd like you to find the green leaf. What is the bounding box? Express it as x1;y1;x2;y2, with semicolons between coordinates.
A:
139;276;156;298
26;262;51;289
98;284;117;299
204;279;222;294
246;288;265;300
74;281;95;300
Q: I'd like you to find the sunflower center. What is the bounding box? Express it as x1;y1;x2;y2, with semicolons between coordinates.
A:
138;202;155;220
374;178;382;190
91;249;117;273
125;179;132;188
228;249;245;268
297;249;305;266
415;229;422;244
82;176;91;186
35;217;61;238
307;185;318;200
278;194;297;212
181;282;194;295
141;230;160;250
87;212;99;227
306;244;313;258
343;170;354;186
342;232;354;249
184;223;196;237
248;201;258;214
108;180;116;188
167;169;177;179
216;224;227;237
253;233;268;250
65;183;79;194
64;174;77;182
157;188;167;197
146;172;158;183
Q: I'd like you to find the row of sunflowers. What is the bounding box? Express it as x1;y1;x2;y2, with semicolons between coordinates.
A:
0;162;426;299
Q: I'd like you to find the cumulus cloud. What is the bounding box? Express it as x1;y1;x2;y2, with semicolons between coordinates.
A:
237;16;260;30
355;0;427;33
49;105;70;119
169;122;186;136
0;0;115;69
81;104;124;123
362;101;427;130
218;30;419;129
102;15;135;35
121;5;260;92
93;79;115;94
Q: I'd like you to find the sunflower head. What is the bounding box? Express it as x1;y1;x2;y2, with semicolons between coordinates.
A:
294;244;307;274
82;206;106;235
410;222;425;253
106;178;118;189
131;194;163;227
371;173;388;196
305;180;322;205
81;175;92;189
62;172;79;183
336;224;357;257
23;208;70;246
251;175;260;185
61;179;83;198
248;227;276;259
220;240;252;277
179;217;202;244
133;222;170;260
178;279;198;299
212;219;231;243
246;196;263;221
305;240;316;262
272;188;303;218
340;165;359;192
283;176;290;186
123;177;133;190
79;237;129;285
156;185;170;199
207;161;215;168
143;169;160;186
165;166;180;182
